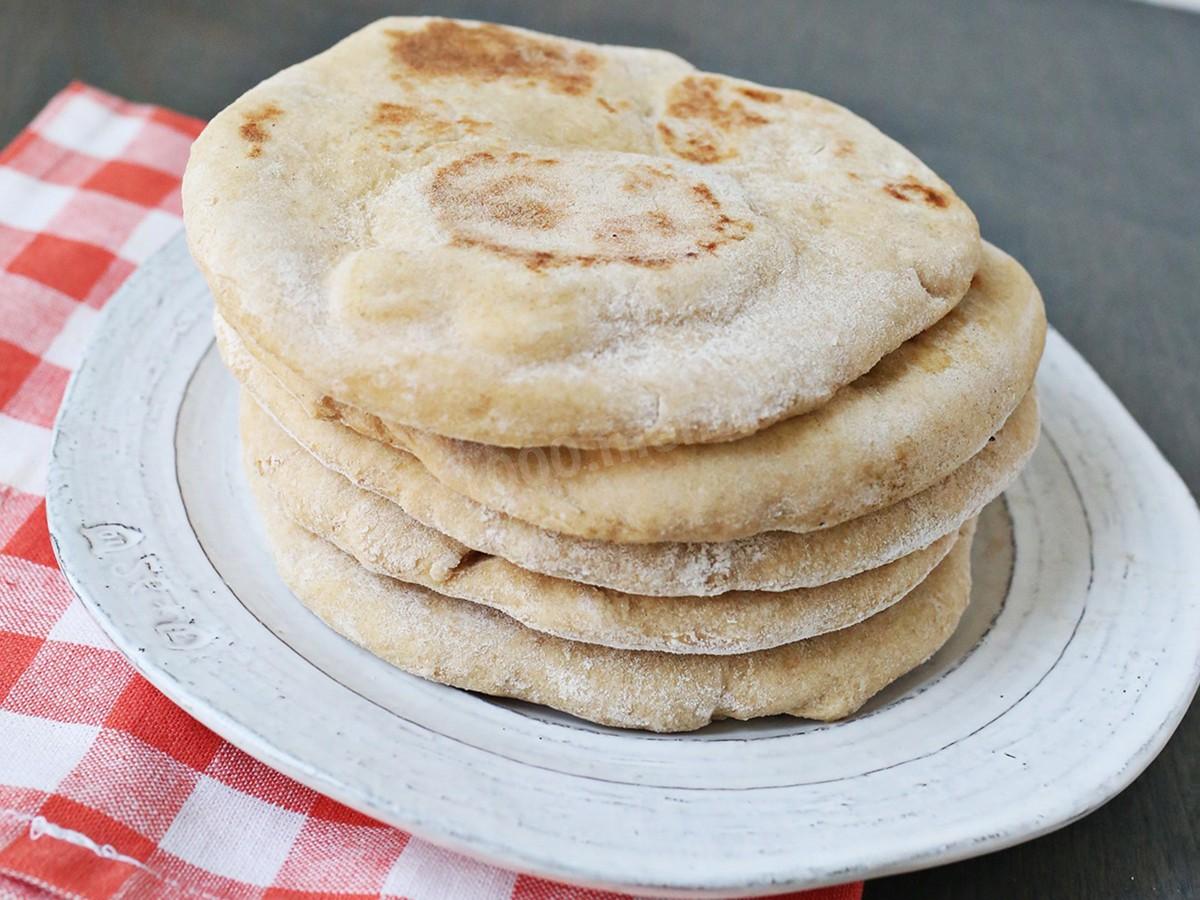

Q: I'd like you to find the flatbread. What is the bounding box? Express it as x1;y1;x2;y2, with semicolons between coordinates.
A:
219;242;1043;543
254;476;976;731
328;244;1042;542
244;394;960;654
223;321;1036;595
184;16;980;450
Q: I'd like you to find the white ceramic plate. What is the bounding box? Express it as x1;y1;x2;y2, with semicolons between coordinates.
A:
47;236;1200;897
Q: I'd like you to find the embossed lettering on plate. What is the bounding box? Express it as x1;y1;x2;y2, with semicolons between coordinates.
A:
80;522;217;651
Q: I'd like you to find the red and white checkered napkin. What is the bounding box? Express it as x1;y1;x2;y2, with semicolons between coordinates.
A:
0;84;864;900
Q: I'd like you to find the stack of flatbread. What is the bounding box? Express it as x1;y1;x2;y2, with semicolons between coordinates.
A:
182;17;1045;732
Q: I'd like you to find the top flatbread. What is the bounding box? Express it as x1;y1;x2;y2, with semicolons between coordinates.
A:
183;16;980;449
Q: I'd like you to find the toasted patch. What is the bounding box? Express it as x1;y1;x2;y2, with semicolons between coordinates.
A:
239;104;283;158
427;150;752;272
387;20;598;95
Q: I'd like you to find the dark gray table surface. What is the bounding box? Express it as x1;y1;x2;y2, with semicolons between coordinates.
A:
4;1;1198;897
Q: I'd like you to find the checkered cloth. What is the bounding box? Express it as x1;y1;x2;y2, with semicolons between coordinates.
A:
0;84;864;900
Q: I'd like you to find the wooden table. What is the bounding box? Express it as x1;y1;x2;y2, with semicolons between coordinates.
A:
4;1;1197;896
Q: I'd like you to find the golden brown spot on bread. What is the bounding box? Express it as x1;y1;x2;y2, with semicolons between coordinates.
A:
456;116;491;134
647;210;675;234
369;100;496;146
505;151;559;166
596;210;677;246
314;395;339;419
429;152;752;272
715;214;745;235
737;86;783;103
369;102;496;152
622;164;673;193
658;121;730;165
484;176;563;230
372;101;494;150
240;123;268;142
883;177;950;209
659;76;774;164
914;345;953;374
387;20;598;95
432;155;565;232
691;182;720;208
373;102;423;126
596;97;617;113
668;77;770;128
239;103;283;158
834;138;855;158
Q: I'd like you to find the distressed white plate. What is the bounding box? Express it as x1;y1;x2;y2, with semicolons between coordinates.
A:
47;235;1200;897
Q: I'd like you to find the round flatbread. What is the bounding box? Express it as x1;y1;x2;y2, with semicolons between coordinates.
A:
222;319;1036;595
221;242;1044;543
243;395;960;654
255;478;976;731
184;16;980;450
